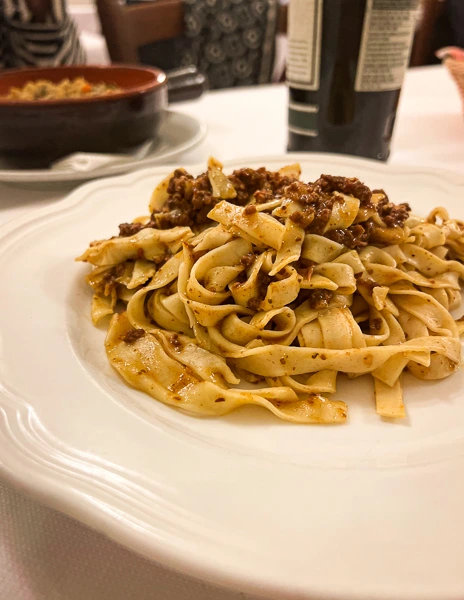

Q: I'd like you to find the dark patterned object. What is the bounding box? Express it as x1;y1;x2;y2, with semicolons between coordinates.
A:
138;0;278;90
0;0;84;68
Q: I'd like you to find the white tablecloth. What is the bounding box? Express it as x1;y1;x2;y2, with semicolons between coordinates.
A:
1;65;463;600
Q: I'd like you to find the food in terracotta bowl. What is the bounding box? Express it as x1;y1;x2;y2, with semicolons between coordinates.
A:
0;65;167;168
4;77;123;101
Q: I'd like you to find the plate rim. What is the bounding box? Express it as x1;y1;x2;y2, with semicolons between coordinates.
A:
2;153;464;600
0;110;207;184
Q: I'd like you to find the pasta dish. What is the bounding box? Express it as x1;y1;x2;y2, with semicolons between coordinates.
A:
77;159;464;424
5;78;121;101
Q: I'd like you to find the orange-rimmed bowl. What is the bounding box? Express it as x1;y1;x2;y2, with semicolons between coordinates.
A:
0;65;167;168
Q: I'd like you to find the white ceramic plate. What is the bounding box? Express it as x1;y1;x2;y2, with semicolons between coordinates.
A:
0;110;206;183
1;154;464;600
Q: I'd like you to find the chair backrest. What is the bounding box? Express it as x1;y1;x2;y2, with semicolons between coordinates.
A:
96;0;184;63
96;0;287;65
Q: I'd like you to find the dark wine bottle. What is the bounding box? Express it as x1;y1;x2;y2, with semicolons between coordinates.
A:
287;0;419;161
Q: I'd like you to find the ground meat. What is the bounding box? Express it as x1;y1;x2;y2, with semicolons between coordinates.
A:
376;197;411;227
229;168;268;204
118;169;216;234
243;204;257;215
285;177;409;246
104;263;125;281
153;170;214;230
122;329;145;344
247;271;270;310
311;203;334;234
290;208;315;228
117;166;410;252
234;270;248;284
285;181;335;234
240;253;256;267
118;167;299;236
326;221;374;249
154;209;192;229
247;297;262;311
168;333;182;350
316;174;372;206
285;180;327;206
101;263;126;291
297;264;315;281
370;317;382;331
306;289;333;310
167;168;194;194
118;222;145;237
228;167;298;205
290;203;333;233
357;278;380;294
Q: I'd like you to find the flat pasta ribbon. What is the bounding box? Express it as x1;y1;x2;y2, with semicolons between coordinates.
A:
77;160;464;424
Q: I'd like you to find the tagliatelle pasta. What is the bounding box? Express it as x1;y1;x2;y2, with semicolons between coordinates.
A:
77;159;464;424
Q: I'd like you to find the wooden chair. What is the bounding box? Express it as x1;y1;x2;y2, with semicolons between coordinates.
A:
97;0;288;65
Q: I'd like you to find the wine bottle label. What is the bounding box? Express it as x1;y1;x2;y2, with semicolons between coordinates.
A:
355;0;419;92
288;101;319;137
286;0;323;91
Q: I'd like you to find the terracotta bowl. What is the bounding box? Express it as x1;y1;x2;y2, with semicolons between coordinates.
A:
0;65;167;168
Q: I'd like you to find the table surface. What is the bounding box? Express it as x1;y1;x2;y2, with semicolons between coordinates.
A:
1;65;463;600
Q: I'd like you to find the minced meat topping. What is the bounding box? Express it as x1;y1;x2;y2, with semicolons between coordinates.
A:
118;167;300;236
317;174;372;206
117;169;411;250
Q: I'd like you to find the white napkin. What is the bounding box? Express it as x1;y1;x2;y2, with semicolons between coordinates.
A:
50;139;155;172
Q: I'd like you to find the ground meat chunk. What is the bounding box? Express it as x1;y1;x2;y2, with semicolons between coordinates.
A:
122;329;145;344
154;209;192;229
243;204;257;216
100;263;126;292
240;253;256;267
118;167;299;237
306;289;333;310
285;181;327;206
246;271;271;310
168;333;182;350
118;222;146;237
357;278;380;294
370;317;382;331
154;170;214;230
228;167;298;205
167;168;194;195
117;166;410;253
311;203;334;234
118;169;217;234
285;181;335;233
376;197;411;228
290;208;315;228
316;174;372;206
326;221;374;249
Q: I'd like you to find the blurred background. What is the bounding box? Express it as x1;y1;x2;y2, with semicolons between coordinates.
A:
65;0;463;80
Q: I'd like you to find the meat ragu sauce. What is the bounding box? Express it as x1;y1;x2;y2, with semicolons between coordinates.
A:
119;167;297;236
118;167;411;250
